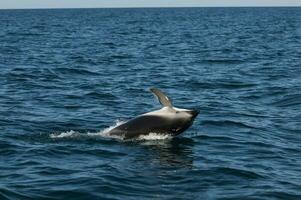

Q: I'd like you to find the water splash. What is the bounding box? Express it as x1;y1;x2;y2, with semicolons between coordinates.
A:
87;120;126;139
137;132;172;141
49;120;172;141
49;120;126;139
49;120;125;139
50;130;78;138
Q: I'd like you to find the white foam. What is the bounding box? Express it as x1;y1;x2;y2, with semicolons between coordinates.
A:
49;120;126;140
137;132;172;141
50;130;78;138
49;120;172;141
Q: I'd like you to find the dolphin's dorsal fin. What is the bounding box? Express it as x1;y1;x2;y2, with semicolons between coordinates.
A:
150;88;173;107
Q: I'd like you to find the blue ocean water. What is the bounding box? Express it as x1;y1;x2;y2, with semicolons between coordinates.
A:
0;7;301;199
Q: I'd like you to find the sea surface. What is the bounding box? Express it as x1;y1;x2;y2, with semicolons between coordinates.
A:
0;7;301;200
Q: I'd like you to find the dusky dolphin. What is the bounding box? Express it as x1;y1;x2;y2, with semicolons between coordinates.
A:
108;88;199;139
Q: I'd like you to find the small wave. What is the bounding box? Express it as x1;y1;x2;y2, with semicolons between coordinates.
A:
201;119;254;129
84;91;117;100
192;134;236;141
214;167;264;179
202;59;244;64
7;32;44;37
54;67;99;76
271;94;301;108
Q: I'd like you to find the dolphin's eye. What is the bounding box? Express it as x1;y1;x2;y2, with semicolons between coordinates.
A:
176;111;179;114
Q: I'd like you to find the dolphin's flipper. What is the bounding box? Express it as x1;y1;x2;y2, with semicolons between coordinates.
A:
150;88;173;107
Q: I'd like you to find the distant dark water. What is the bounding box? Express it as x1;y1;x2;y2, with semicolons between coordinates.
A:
1;7;301;200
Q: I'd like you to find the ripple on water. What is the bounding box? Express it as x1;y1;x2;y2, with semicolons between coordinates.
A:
1;7;301;200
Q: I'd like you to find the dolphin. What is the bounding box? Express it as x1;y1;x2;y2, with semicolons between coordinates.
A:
108;88;199;139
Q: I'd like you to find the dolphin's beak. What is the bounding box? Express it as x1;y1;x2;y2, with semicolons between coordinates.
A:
188;110;199;119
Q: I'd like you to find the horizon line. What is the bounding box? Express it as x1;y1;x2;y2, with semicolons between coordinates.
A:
1;5;301;10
